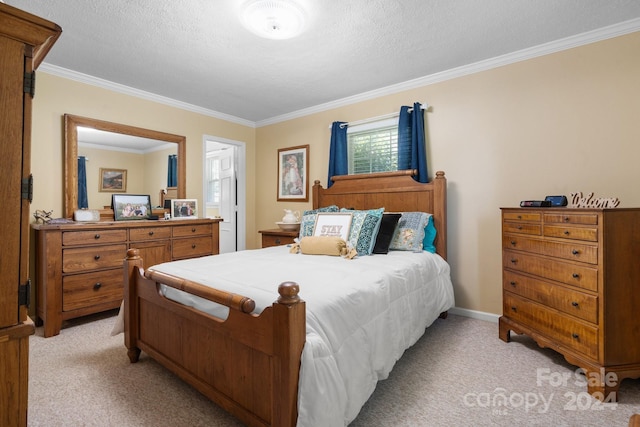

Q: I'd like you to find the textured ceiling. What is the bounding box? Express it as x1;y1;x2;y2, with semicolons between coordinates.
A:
6;0;640;124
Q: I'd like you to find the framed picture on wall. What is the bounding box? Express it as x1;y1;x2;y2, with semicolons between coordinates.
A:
99;168;127;192
277;145;309;202
171;199;198;219
112;194;152;220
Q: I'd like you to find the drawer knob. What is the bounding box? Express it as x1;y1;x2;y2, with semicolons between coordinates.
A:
94;234;101;239
510;258;517;264
564;217;570;222
563;230;570;235
191;243;196;249
510;281;516;287
511;306;517;312
148;231;154;236
94;255;101;260
571;249;580;255
516;226;523;230
510;240;516;246
572;273;580;279
571;301;579;307
572;333;579;340
192;227;196;232
517;215;522;219
93;282;102;290
275;238;281;244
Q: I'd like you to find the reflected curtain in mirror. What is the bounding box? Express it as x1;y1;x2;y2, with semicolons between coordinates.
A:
398;102;428;183
167;154;177;187
327;121;348;188
77;156;88;208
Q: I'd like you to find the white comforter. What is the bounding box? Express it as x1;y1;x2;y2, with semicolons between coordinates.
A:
150;246;455;426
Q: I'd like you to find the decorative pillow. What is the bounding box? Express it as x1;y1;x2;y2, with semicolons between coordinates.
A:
422;215;437;253
298;236;347;256
340;207;384;256
389;212;430;251
299;205;339;238
373;213;402;254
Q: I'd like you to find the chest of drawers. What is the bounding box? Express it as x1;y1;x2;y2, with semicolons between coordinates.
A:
33;219;220;337
499;207;640;401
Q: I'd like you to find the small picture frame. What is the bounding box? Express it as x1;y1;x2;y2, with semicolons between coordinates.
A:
99;168;127;192
112;194;152;221
171;199;198;219
313;212;353;241
277;145;309;202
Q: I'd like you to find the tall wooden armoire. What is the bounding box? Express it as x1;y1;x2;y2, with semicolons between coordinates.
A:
0;4;61;426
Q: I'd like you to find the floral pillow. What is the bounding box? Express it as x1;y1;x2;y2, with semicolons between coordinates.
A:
389;212;431;251
340;207;385;256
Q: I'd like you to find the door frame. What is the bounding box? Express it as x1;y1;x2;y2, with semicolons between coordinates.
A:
202;135;246;251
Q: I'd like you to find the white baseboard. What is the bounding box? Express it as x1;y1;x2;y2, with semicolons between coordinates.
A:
448;307;500;323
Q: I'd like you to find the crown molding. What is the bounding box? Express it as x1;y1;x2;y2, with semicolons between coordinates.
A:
40;18;640;129
38;63;256;128
256;18;640;127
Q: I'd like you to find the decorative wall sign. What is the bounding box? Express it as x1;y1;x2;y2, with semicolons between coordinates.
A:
570;192;620;208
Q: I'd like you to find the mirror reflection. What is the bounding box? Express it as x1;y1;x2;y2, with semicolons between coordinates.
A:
64;114;186;218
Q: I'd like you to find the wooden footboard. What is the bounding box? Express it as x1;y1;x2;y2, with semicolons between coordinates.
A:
123;249;305;427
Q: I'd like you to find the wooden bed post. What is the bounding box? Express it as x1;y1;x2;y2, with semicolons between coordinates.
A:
123;249;142;363
432;171;447;260
272;282;306;427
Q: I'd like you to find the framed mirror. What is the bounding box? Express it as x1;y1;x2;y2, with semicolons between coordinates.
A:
64;114;186;219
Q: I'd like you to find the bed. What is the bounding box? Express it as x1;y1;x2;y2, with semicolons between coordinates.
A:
122;170;454;427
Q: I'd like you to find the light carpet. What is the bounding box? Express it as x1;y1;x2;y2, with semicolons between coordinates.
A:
28;311;640;426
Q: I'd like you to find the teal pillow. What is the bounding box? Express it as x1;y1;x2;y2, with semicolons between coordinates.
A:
422;214;437;253
299;205;339;238
389;212;429;251
340;208;384;256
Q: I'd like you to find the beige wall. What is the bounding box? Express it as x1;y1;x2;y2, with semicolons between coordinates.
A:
255;32;640;316
29;31;640;317
30;72;256;233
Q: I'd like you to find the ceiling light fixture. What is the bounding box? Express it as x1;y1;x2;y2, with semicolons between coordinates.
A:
240;0;306;40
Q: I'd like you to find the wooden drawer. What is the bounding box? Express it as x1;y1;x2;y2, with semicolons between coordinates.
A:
62;269;123;311
172;236;213;259
503;250;598;291
62;229;126;246
502;235;598;264
544;225;598;242
502;222;542;236
172;223;212;238
502;212;541;222
503;292;598;360
262;234;296;247
62;244;127;273
129;226;172;241
503;271;598;323
544;213;599;225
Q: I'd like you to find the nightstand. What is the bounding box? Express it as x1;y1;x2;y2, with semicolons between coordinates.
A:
259;229;298;248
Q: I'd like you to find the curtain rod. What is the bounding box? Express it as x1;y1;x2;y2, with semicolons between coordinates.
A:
329;102;429;129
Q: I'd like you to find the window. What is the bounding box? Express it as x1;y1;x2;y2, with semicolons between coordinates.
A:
347;118;398;175
205;154;220;206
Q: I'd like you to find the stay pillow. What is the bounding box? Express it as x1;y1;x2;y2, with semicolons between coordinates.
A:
299;205;339;238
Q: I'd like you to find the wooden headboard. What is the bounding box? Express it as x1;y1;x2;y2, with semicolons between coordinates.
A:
313;170;447;260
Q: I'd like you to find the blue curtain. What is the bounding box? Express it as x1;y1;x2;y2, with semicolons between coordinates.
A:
327;121;348;188
167;155;177;187
77;156;89;209
398;102;428;183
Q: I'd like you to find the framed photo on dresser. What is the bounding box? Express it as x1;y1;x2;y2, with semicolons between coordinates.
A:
112;194;152;220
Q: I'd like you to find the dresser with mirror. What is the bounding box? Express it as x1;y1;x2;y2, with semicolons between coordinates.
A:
33;114;220;337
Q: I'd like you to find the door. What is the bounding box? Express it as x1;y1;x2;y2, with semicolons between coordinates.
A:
204;136;246;253
218;146;237;253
